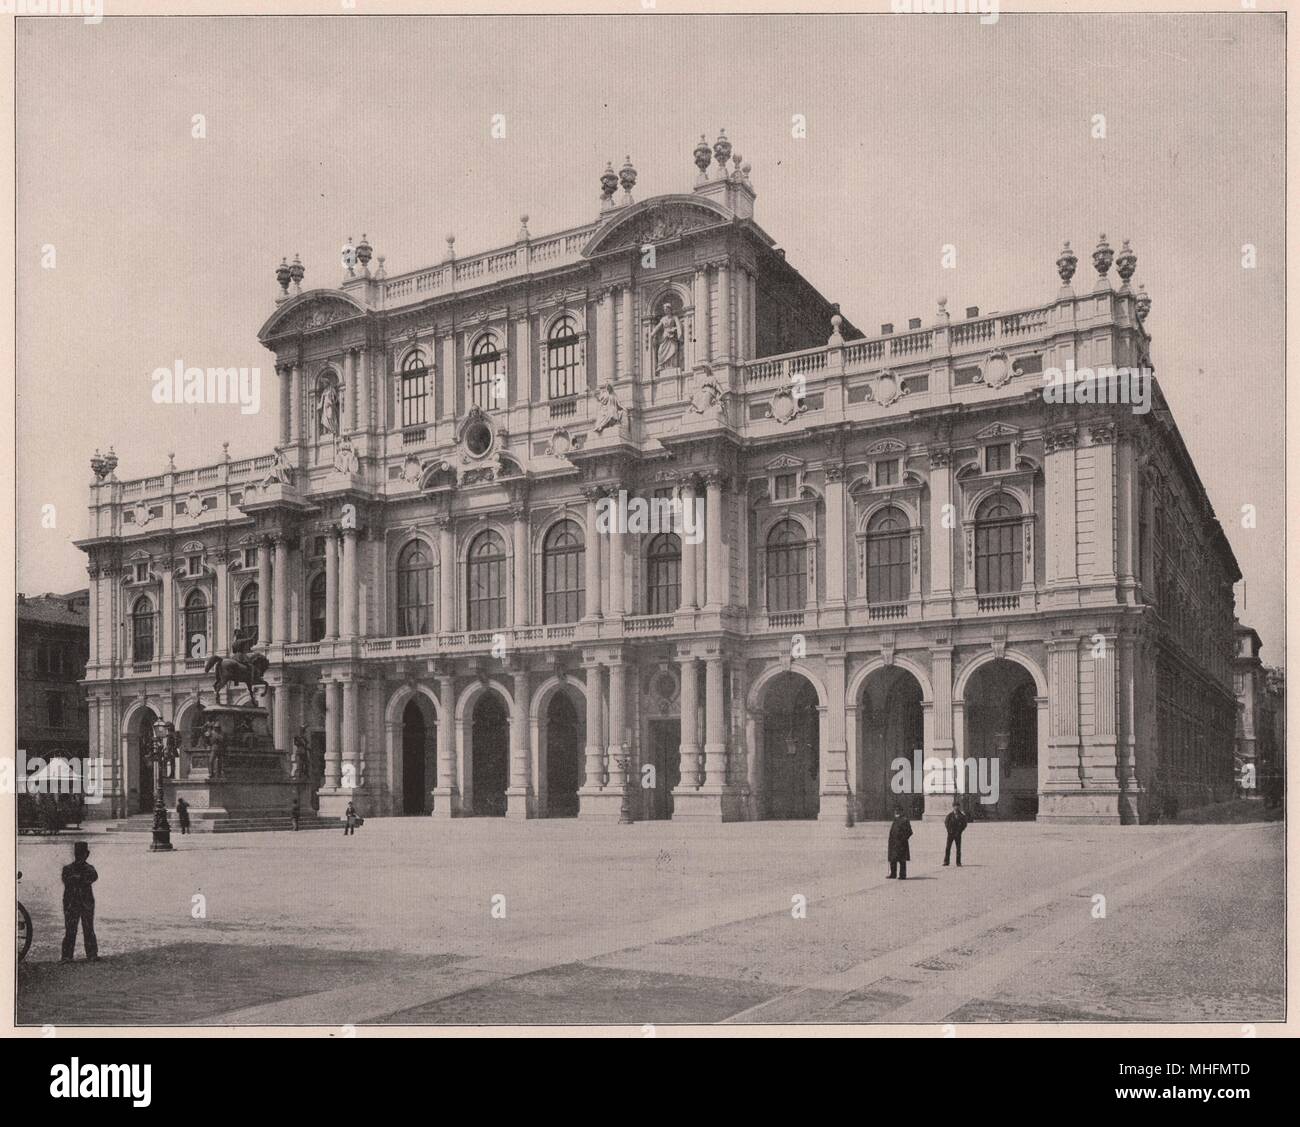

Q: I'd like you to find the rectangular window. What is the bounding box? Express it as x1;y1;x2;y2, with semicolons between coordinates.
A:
867;534;910;604
773;473;796;501
244;548;258;570
187;554;202;575
986;443;1011;472
46;691;64;729
134;562;149;583
401;369;428;428
875;460;898;487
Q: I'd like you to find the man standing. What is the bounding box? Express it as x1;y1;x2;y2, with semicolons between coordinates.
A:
943;800;969;866
176;796;191;836
61;841;99;963
290;796;301;832
887;808;913;880
343;800;358;836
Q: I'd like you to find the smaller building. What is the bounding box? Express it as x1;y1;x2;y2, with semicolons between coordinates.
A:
1232;622;1284;803
16;590;90;761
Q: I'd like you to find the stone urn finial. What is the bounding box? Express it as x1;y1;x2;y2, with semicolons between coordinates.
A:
619;155;637;200
599;161;618;209
828;313;844;347
275;256;291;296
1056;241;1078;286
713;128;732;174
693;134;712;183
356;233;373;272
1135;283;1152;324
1115;238;1137;289
289;252;304;293
517;214;530;241
1092;233;1114;280
445;233;456;261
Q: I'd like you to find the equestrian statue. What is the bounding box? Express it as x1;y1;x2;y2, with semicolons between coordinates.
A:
205;625;270;705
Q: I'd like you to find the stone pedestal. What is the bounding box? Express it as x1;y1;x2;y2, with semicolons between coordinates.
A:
671;786;745;822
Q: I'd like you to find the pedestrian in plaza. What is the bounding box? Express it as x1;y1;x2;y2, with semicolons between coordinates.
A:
343;800;358;836
176;796;191;836
61;840;99;963
290;796;301;832
943;799;968;867
887;808;912;880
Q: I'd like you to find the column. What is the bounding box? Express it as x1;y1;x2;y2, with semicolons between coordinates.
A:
676;656;700;788
716;262;732;362
1044;428;1079;587
325;529;339;640
621;286;635;381
278;366;291;445
214;553;229;654
289;362;302;444
437;519;455;632
607;659;626;787
511;506;530;627
705;474;724;608
257;539;272;645
161;562;175;661
324;680;341;788
680;479;698;610
608;489;624;618
357;347;371;433
1047;638;1082;792
341;679;358;789
433;674;458;816
583;488;603;619
341;527;358;637
929;451;953;597
582;662;604;792
824;466;846;608
598;289;615;384
342;349;356;433
507;667;532;817
273;536;289;645
819;656;851;822
514;313;532;406
440;332;457;420
703;656;727;786
693;267;710;365
272;681;290;751
734;269;749;361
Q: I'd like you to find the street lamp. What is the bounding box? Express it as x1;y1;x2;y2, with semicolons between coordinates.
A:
147;719;180;852
616;755;635;825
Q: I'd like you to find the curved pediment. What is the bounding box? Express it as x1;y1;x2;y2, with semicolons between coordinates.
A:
582;195;733;257
258;290;368;343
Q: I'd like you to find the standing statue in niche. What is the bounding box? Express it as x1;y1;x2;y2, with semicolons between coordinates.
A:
318;382;340;437
651;302;684;372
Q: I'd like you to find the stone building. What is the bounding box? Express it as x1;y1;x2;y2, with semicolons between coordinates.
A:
17;590;90;761
77;133;1240;825
1233;623;1284;803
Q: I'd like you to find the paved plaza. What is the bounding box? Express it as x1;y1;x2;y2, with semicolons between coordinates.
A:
16;816;1284;1027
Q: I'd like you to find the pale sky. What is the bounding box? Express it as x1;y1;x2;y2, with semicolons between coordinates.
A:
16;13;1285;663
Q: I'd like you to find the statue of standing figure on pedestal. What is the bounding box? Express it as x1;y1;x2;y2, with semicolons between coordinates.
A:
318;382;339;437
651;302;684;372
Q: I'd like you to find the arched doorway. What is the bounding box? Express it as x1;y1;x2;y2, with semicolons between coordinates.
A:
544;692;582;818
859;667;925;819
471;692;509;816
964;659;1039;819
400;697;437;815
760;672;820;819
129;707;158;815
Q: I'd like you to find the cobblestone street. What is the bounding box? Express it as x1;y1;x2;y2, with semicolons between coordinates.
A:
16;817;1284;1028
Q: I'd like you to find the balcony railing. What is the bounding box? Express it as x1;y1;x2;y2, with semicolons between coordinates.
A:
977;594;1021;612
867;602;908;621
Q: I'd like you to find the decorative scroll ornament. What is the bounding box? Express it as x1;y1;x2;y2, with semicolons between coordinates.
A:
875;370;908;407
767;386;805;424
688;374;726;416
184;493;204;520
132;501;152;527
982;349;1013;389
546;427;573;457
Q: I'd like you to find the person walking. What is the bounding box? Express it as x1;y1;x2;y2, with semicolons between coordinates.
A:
943;800;968;866
61;841;99;963
887;808;913;880
176;796;191;836
343;800;358;836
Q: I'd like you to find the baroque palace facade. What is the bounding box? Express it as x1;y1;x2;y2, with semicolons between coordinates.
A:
78;134;1240;825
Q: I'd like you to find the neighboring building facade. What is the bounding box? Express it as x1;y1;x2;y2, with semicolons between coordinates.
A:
77;134;1240;824
17;590;90;761
1233;623;1285;803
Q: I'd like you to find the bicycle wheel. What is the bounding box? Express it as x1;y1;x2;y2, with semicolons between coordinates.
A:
16;901;32;963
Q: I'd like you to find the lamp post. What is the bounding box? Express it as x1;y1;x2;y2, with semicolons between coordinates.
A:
616;755;635;825
147;719;179;852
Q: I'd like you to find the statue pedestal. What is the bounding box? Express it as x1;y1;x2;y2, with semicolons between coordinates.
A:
168;704;309;832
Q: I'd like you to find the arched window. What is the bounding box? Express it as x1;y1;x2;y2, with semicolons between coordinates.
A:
866;507;910;605
397;540;435;636
766;520;808;612
401;350;429;428
542;520;585;624
238;582;259;643
308;573;328;642
547;315;581;400
183;589;209;659
131;596;156;664
975;493;1024;594
471;334;502;412
646;533;682;615
466;530;507;630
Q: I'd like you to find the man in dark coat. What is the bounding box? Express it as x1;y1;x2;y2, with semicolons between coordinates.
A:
887;809;912;880
61;840;99;962
943;800;968;866
176;797;191;835
343;800;358;836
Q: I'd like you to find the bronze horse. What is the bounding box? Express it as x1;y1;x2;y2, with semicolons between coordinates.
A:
205;651;270;705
